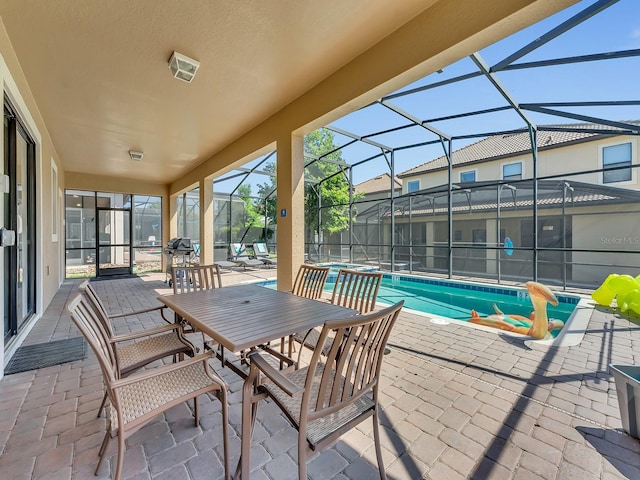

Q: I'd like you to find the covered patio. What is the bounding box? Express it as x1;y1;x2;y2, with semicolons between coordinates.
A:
0;271;638;479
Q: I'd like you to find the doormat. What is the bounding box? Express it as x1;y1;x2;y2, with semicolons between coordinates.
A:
90;274;138;282
5;337;87;375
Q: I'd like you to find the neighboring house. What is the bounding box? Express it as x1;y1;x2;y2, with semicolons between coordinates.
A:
354;173;402;201
356;122;640;287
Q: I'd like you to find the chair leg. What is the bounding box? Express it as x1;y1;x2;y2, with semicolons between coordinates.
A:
372;408;386;479
220;389;230;480
95;430;110;474
97;391;108;418
298;430;307;480
114;432;126;480
194;396;199;426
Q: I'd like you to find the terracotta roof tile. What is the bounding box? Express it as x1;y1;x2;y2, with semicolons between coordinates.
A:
398;121;640;178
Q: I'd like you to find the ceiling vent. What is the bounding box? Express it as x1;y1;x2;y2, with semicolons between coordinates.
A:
129;150;144;161
168;51;200;83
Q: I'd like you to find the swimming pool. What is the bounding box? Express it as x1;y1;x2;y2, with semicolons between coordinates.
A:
257;266;591;345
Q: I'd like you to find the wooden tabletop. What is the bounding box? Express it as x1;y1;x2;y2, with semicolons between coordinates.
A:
158;284;356;352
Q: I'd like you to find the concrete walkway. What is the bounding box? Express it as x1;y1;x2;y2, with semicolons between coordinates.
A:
1;270;639;479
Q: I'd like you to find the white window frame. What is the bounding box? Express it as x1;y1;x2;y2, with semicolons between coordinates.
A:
502;161;523;181
600;140;635;185
407;179;420;193
459;169;477;182
51;159;58;242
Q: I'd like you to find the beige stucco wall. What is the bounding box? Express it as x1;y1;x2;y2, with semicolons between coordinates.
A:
0;19;65;368
402;135;640;193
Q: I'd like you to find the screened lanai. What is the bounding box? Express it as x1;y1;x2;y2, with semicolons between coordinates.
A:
175;0;640;290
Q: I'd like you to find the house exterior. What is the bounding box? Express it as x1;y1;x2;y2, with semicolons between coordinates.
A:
383;123;640;287
342;123;640;286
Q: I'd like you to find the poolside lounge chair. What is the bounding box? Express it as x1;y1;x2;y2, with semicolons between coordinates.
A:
252;242;277;267
230;243;265;269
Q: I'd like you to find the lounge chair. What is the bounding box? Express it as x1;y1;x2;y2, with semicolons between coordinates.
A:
252;242;277;267
230;243;265;269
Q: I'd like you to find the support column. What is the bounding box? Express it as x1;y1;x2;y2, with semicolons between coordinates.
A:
276;133;305;291
199;177;214;265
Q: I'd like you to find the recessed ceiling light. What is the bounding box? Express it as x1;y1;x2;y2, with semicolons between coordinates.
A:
168;51;200;83
129;150;144;161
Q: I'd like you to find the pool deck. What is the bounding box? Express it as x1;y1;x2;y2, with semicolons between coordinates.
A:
1;270;639;479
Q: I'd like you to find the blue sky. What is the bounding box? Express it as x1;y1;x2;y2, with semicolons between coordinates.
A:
217;0;640;194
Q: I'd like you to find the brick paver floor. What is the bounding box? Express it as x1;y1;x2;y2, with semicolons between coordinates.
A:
1;270;639;479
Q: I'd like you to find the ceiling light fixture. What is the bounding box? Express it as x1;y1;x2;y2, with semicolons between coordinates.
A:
129;150;144;161
168;51;200;83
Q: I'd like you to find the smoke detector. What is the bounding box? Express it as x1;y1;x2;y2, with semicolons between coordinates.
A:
129;150;144;161
168;51;200;83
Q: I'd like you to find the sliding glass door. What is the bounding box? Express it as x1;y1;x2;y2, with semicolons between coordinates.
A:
3;100;36;343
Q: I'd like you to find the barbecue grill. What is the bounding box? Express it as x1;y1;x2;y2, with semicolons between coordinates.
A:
163;238;196;284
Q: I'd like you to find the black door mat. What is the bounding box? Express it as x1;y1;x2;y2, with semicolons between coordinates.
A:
5;337;87;375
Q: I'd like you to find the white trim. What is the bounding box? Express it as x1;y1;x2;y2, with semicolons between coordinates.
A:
51;159;58;242
599;139;636;186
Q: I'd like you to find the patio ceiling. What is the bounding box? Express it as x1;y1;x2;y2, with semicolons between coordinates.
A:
0;1;582;187
0;0;436;184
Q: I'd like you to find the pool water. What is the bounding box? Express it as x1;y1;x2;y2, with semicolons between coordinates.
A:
260;270;578;326
340;277;576;323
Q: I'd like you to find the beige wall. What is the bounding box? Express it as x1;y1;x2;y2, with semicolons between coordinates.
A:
0;20;65;367
402;135;640;193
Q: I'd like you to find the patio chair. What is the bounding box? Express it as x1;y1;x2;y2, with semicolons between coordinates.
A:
78;280;198;417
291;264;330;300
292;269;383;357
68;294;230;480
171;264;223;344
244;300;404;480
230;242;265;269
252;242;277;267
171;263;222;294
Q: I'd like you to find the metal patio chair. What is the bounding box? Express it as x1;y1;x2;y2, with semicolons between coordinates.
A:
171;263;222;294
78;280;198;417
68;294;230;480
244;300;404;480
292;268;383;358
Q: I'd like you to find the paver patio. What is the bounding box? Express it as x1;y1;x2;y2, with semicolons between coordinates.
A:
1;270;639;479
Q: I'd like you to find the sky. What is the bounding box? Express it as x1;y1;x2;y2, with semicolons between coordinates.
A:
216;0;640;195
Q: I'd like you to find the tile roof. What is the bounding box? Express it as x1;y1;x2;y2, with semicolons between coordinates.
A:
371;179;640;219
398;121;640;178
354;173;402;194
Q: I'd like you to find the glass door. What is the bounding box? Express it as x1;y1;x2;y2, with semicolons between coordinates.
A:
96;204;132;277
4;100;36;343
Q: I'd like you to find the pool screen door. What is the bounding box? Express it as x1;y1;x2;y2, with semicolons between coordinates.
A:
96;206;132;276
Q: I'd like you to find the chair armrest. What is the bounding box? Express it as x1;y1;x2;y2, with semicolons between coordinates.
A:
108;304;168;319
111;351;217;389
109;322;185;343
248;351;303;397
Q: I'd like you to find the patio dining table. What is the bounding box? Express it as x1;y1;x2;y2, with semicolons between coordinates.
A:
157;283;357;478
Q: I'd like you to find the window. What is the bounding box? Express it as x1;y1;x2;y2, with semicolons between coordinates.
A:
407;180;420;193
603;142;632;183
502;162;522;180
460;170;476;182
